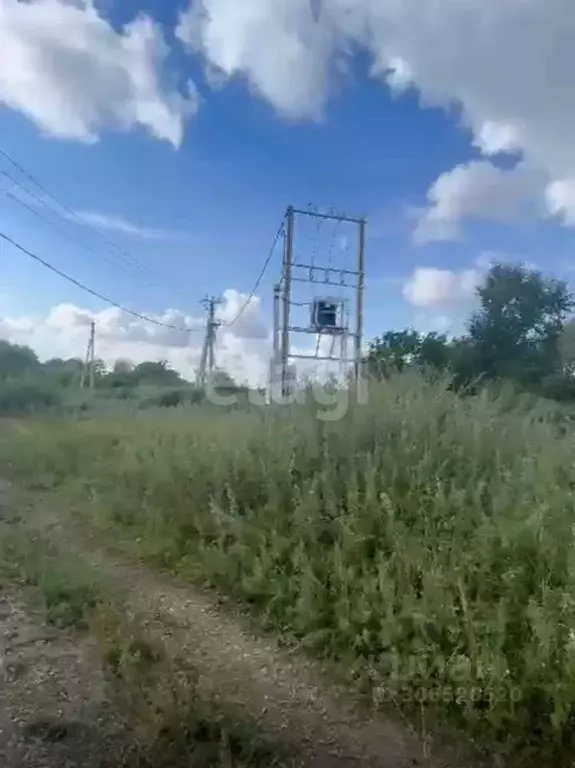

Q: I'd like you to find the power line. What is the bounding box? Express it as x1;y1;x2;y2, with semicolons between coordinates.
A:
0;155;145;274
223;215;286;329
0;147;192;303
0;183;143;279
0;229;201;333
0;176;194;301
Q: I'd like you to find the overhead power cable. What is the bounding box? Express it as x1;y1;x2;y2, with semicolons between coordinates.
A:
0;230;201;333
223;215;286;329
0;146;192;303
0;183;145;279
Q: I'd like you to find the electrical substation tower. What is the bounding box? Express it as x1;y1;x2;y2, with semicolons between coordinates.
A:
271;205;366;398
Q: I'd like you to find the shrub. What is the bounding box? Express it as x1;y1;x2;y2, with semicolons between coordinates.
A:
0;377;62;414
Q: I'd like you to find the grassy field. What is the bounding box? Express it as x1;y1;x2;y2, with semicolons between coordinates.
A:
2;372;575;765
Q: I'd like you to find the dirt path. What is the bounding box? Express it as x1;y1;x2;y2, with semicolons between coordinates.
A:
6;484;486;768
0;586;126;768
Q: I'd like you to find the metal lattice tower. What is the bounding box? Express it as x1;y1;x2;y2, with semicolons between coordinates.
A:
271;205;366;398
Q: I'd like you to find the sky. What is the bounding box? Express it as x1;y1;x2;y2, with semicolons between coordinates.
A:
1;0;575;386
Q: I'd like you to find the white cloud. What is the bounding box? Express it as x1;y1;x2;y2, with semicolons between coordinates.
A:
46;303;94;331
0;0;196;146
177;0;575;231
0;315;35;334
216;289;268;340
73;211;190;241
403;267;482;308
356;0;575;212
414;161;543;243
545;180;575;227
4;0;575;236
176;0;341;119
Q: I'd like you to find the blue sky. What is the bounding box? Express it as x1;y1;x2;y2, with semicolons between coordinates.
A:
0;0;574;383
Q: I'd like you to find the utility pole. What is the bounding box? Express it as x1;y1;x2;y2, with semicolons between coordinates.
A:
80;321;96;391
198;296;222;389
355;218;366;383
270;283;281;399
281;206;294;397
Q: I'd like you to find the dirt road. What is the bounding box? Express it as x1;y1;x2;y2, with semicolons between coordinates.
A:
1;482;486;768
0;587;127;768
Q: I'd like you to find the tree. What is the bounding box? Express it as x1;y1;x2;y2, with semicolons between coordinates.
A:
132;360;182;387
365;330;452;378
365;330;422;377
467;263;574;386
42;357;84;387
113;359;134;375
210;368;239;392
418;332;453;371
0;340;39;380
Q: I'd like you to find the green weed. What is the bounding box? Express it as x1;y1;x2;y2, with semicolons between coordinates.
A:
0;523;103;628
3;373;575;763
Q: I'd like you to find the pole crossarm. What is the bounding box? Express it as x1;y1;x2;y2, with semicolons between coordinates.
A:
292;208;365;225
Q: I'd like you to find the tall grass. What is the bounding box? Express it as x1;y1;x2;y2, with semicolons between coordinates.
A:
3;372;575;763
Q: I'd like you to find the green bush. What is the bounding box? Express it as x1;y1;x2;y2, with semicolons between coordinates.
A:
136;386;205;410
0;378;62;414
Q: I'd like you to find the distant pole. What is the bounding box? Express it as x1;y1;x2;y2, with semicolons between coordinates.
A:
198;296;221;389
281;206;294;397
80;321;95;390
354;218;366;383
88;321;96;391
207;300;216;380
271;283;280;396
198;322;209;391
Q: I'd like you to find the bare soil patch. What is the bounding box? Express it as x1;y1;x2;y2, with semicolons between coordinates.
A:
0;585;124;768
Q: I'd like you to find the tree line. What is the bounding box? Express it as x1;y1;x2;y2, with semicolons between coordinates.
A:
0;347;239;390
364;263;575;401
0;343;243;412
1;261;574;410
